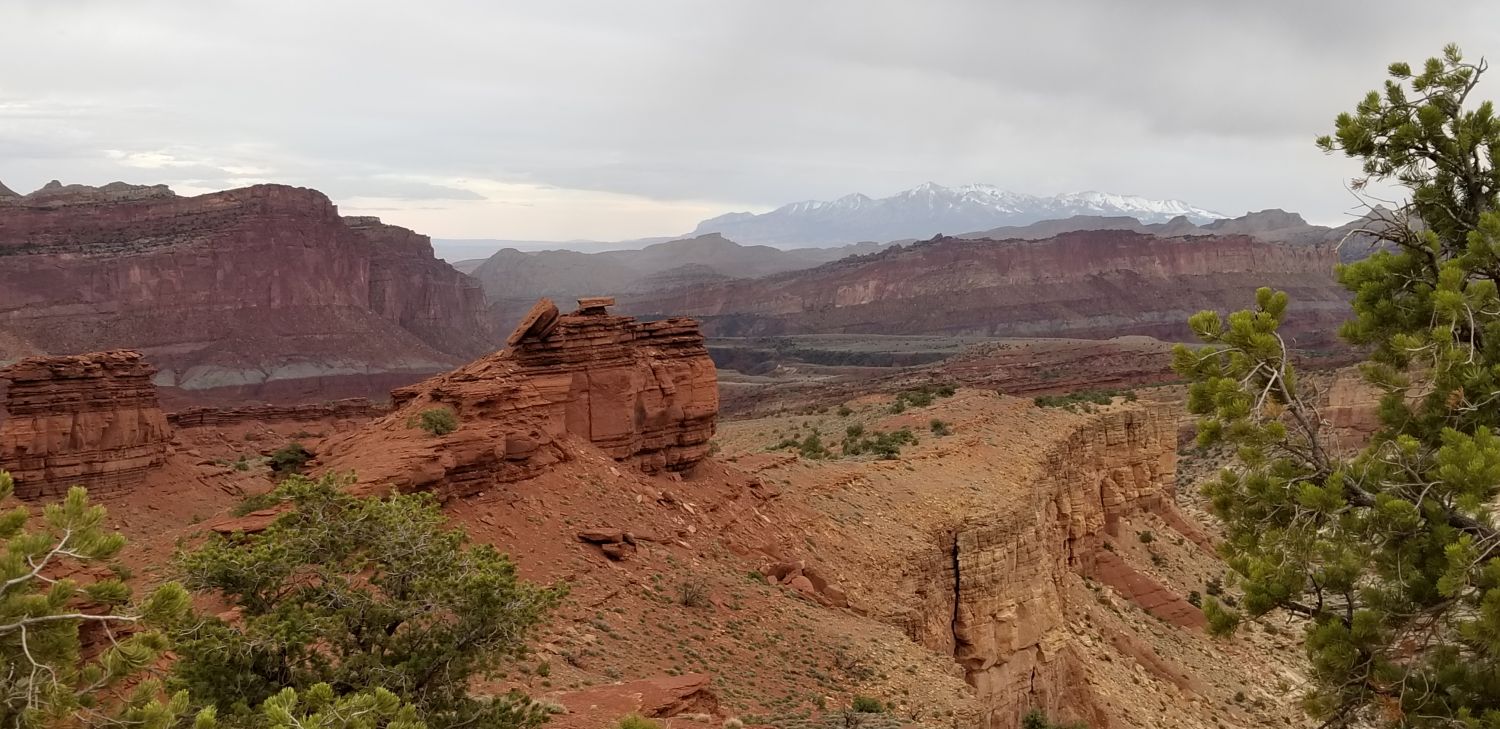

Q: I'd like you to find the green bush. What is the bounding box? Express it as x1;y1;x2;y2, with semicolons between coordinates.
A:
231;489;283;516
929;418;951;436
1021;709;1088;729
842;427;917;459
850;696;885;714
1136;530;1154;544
1032;389;1135;412
267;441;313;475
410;407;459;436
617;715;663;729
172;473;563;729
837;405;853;417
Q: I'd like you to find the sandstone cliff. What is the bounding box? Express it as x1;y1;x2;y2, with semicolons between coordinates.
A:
0;351;171;500
0;183;493;403
315;298;718;497
622;231;1349;347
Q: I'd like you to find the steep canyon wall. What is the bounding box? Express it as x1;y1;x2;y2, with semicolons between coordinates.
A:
0;183;492;403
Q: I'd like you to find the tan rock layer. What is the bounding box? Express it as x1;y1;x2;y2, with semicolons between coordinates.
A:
0;351;171;500
316;300;718;497
901;407;1201;728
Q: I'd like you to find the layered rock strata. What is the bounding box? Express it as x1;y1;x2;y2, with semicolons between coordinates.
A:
166;398;385;428
623;231;1348;347
0;182;492;403
900;407;1200;728
315;298;718;497
0;351;170;500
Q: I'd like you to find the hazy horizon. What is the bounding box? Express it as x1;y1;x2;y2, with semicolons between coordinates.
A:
6;1;1499;240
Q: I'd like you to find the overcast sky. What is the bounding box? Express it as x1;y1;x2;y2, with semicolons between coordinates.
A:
3;1;1498;240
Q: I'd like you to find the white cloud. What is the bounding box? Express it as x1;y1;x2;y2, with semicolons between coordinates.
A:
1;0;1497;238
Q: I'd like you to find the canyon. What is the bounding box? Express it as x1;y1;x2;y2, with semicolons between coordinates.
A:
622;231;1349;348
0;179;1355;729
0;182;491;405
0;327;1316;729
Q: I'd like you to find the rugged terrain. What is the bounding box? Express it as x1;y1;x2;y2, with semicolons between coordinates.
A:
622;230;1349;348
0;181;493;404
962;208;1392;263
470;234;891;326
0;324;1341;729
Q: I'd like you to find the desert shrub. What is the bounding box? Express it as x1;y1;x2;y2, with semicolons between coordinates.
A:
842;427;917;459
850;696;885;714
888;400;906;414
1032;389;1134;412
267;441;313;475
1137;530;1154;544
798;432;830;459
0;470;201;728
836;405;853;417
1021;710;1088;729
172;473;563;729
409;407;459;436
617;715;662;729
677;576;710;608
929;418;951;436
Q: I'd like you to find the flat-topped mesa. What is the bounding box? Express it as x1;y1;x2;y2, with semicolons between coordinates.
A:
0;351;171;500
315;297;718;498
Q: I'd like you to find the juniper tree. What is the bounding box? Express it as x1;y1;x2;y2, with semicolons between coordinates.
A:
170;474;563;729
1174;45;1500;727
0;471;201;729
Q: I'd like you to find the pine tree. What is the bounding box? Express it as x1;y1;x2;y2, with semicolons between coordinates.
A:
1174;45;1500;727
0;470;201;729
170;474;564;729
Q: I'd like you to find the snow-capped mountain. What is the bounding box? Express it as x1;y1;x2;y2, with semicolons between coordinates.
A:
691;183;1226;246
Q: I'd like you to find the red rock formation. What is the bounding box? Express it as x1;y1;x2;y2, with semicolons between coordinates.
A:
898;406;1204;728
315;298;718;498
0;351;170;500
0;183;492;403
623;231;1349;347
345;216;493;358
166;398;385;428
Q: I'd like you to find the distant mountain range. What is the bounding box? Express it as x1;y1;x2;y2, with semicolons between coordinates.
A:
467;234;892;326
690;183;1227;245
464;206;1392;330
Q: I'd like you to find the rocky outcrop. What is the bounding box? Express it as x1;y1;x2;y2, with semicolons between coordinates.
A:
166;398;385;428
347;216;493;358
0;351;170;500
622;231;1349;348
901;407;1198;728
315;298;718;498
0;182;493;403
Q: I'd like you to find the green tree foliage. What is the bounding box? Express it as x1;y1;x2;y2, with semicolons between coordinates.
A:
171;474;564;729
1175;45;1500;728
0;470;200;729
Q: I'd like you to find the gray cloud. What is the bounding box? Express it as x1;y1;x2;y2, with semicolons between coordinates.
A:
2;0;1497;237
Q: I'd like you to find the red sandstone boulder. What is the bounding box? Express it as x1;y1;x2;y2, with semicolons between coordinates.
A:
543;673;720;729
